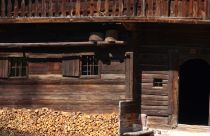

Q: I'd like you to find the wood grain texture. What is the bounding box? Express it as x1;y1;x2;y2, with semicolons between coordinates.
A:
0;84;126;113
147;116;170;128
125;52;134;99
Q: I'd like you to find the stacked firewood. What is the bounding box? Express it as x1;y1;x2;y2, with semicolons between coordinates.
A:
0;108;118;136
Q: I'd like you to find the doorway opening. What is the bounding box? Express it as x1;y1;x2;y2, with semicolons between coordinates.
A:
179;59;210;125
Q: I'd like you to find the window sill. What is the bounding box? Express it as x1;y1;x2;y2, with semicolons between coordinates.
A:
80;75;100;79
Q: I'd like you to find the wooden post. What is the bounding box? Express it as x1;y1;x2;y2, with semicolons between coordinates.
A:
125;52;134;100
168;50;179;127
142;0;146;16
134;0;138;16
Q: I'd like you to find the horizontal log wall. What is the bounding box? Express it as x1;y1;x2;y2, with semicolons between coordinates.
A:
0;50;126;113
136;53;170;127
0;84;126;113
134;23;210;128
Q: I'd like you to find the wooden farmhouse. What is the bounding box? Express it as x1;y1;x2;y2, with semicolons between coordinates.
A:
0;0;210;135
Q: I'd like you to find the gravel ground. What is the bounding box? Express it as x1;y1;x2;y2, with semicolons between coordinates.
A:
0;107;118;136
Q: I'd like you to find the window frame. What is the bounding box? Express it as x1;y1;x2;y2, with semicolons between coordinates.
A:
153;78;163;88
80;54;101;79
8;57;28;78
62;53;101;79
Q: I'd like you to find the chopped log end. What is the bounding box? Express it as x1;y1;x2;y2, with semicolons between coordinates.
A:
0;107;119;135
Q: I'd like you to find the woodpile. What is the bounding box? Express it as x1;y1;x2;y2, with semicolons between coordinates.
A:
0;107;118;136
105;30;118;43
89;32;104;42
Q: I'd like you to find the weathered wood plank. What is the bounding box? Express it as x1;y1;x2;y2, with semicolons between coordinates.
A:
105;0;109;16
0;77;125;85
141;99;168;106
76;0;80;16
28;0;32;17
101;61;125;74
21;0;26;17
1;0;5;17
141;88;168;96
125;52;134;99
168;50;179;126
147;116;169;128
0;41;125;48
0;84;126;93
141;94;168;101
7;0;12;17
141;109;168;116
119;0;123;16
0;84;126;113
142;105;168;110
142;73;169;80
42;0;46;17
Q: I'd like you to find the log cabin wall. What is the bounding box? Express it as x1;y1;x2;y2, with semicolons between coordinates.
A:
133;23;210;128
0;23;130;113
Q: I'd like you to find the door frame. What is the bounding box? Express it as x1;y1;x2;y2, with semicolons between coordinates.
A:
169;50;210;127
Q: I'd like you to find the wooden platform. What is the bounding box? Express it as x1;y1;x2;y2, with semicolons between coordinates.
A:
175;124;210;133
0;0;209;24
151;124;210;136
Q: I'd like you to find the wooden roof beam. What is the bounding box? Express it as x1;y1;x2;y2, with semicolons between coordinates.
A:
0;41;125;48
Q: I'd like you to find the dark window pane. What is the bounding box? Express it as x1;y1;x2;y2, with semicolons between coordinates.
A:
81;55;98;76
10;68;15;77
9;57;27;78
153;78;163;87
16;68;20;76
21;68;26;76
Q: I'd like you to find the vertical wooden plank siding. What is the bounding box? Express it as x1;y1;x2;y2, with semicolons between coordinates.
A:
119;0;123;16
208;0;210;18
21;0;25;17
126;0;131;16
28;0;32;17
189;0;193;17
0;0;208;18
125;52;134;99
1;0;5;17
174;0;178;16
182;0;187;17
42;0;46;17
105;0;109;16
14;0;18;17
7;0;12;17
97;0;102;16
76;0;80;16
142;0;146;16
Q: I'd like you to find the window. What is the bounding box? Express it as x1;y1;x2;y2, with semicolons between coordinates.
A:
81;55;99;76
9;57;27;77
62;55;100;78
153;78;163;87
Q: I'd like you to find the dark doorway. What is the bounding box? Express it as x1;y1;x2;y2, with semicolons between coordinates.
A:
179;59;210;125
